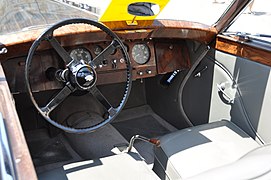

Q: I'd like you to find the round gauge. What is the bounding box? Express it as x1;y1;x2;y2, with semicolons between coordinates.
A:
131;43;150;64
70;47;92;63
94;45;103;56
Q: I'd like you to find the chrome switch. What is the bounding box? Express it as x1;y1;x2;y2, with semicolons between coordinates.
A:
137;71;143;76
146;69;152;74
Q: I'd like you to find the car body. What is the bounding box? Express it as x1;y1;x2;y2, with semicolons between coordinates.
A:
0;0;270;179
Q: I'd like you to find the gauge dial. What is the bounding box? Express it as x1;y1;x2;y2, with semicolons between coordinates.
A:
70;47;92;63
132;44;150;64
94;45;103;56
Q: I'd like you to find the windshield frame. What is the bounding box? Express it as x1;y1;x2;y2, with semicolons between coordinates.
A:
214;0;253;33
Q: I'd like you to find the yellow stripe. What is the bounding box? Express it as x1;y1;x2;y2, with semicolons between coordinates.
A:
99;0;169;25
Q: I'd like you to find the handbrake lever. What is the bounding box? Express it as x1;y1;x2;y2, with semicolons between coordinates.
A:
127;135;160;152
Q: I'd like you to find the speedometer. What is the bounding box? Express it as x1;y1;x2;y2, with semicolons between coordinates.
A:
70;47;92;63
131;43;150;64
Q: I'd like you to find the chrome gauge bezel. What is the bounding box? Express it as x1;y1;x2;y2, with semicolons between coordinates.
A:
131;43;150;65
93;45;103;56
69;47;92;63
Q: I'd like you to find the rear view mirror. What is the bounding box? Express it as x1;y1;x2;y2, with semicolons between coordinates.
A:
128;2;160;16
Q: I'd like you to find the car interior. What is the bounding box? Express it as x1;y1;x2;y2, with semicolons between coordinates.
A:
0;0;271;179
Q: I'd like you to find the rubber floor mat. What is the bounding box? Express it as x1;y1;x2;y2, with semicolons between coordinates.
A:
112;115;170;141
28;137;73;167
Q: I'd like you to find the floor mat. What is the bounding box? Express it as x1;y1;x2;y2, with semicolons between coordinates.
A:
112;115;171;141
28;136;73;167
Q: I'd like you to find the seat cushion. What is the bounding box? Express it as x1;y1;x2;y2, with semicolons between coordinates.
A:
154;120;260;180
187;144;271;180
39;152;159;180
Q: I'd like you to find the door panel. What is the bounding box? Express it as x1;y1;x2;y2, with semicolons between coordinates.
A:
0;64;37;179
182;43;271;144
214;50;271;143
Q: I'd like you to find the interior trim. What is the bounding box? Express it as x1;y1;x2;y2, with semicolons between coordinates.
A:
0;64;37;179
215;35;271;67
178;44;210;127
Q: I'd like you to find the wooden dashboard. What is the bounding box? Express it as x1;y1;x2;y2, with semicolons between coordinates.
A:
2;38;190;93
0;19;219;93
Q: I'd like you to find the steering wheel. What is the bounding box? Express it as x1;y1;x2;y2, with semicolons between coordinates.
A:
25;18;132;133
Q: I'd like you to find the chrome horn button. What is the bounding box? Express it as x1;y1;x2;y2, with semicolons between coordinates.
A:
70;62;97;90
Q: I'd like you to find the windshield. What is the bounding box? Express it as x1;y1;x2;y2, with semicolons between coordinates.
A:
0;0;97;35
0;0;235;35
95;0;234;25
157;0;234;25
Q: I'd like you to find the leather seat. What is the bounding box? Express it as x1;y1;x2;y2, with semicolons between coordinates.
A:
39;152;159;180
187;144;271;180
153;120;266;180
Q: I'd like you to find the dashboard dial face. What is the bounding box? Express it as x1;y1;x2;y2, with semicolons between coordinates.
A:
94;45;103;56
70;47;92;63
132;44;150;64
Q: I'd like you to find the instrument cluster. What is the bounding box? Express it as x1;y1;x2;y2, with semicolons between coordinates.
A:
67;40;157;80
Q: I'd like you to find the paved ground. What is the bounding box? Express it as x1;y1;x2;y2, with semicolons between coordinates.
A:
228;0;271;36
60;0;271;36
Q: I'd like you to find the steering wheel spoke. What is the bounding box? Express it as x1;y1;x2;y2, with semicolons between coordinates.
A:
47;36;74;67
90;39;119;68
41;83;75;116
89;86;116;117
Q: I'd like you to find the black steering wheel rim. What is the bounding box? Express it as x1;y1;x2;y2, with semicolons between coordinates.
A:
25;18;132;133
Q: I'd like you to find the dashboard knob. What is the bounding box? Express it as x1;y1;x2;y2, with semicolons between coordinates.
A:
119;58;125;64
111;59;117;69
137;71;143;76
146;69;152;74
